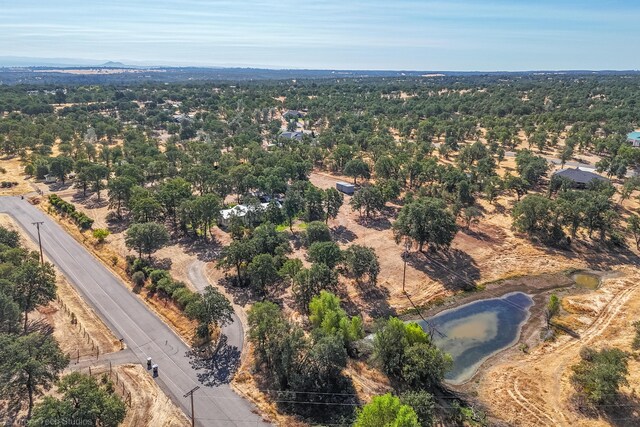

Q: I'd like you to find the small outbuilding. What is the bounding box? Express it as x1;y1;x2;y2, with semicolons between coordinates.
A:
336;181;355;195
627;131;640;148
552;167;608;188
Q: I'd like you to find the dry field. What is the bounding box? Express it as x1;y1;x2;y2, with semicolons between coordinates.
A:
0;155;34;196
308;170;606;318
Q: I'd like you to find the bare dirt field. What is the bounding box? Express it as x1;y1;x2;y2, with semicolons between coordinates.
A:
309;170;607;319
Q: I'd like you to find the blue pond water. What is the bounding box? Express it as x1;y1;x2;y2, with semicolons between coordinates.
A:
418;292;533;384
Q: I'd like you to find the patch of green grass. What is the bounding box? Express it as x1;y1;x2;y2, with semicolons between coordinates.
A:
275;223;289;232
296;221;309;230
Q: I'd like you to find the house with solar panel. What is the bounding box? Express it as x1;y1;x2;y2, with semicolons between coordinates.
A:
627;131;640;147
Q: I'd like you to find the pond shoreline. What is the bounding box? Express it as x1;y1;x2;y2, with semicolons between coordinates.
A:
402;269;612;388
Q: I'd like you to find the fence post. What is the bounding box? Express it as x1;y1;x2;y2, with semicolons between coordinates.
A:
96;346;99;360
89;366;92;376
76;349;80;364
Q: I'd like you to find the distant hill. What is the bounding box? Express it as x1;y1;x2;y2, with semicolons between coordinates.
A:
99;61;130;68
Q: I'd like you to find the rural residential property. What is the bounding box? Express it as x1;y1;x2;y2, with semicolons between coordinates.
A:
1;2;640;427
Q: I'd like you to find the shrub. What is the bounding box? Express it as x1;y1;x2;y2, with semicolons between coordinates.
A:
131;271;146;287
633;320;640;350
571;347;629;406
149;269;171;285
92;228;110;243
172;287;197;309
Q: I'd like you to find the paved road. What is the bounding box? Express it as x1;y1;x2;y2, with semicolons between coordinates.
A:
0;196;267;427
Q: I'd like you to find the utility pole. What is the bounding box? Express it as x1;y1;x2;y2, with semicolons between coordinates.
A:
183;386;200;427
402;238;410;294
32;221;44;264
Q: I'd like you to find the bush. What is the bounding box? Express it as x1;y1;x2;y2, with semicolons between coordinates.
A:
92;228;110;243
172;287;197;309
571;347;629;406
149;269;170;285
131;271;146;287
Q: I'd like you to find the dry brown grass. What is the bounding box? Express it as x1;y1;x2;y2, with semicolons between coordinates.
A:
0;155;32;195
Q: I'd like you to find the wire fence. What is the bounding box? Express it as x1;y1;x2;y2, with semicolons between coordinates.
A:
56;296;103;363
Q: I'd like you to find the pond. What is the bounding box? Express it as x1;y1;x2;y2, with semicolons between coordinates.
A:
572;272;600;290
418;292;533;385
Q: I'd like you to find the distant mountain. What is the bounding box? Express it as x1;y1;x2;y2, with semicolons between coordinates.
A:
99;61;131;68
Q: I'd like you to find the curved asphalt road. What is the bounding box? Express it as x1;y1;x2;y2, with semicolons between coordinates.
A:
0;196;266;427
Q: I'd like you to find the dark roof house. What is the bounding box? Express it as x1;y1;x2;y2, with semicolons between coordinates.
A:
279;131;304;141
552;168;608;187
283;110;303;119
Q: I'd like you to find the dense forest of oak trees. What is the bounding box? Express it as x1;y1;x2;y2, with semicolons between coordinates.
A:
2;74;640;425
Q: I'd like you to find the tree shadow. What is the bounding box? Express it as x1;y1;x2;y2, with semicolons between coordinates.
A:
331;225;358;243
254;367;359;424
105;214;130;234
526;237;640;271
355;216;392;231
461;227;494;242
186;335;241;387
217;276;256;307
407;249;480;291
82;197;108;210
48;181;73;192
153;257;173;270
601;393;640;427
340;281;395;318
0;399;23;427
177;235;223;262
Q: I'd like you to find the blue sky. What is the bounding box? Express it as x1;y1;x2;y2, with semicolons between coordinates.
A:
1;0;639;70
